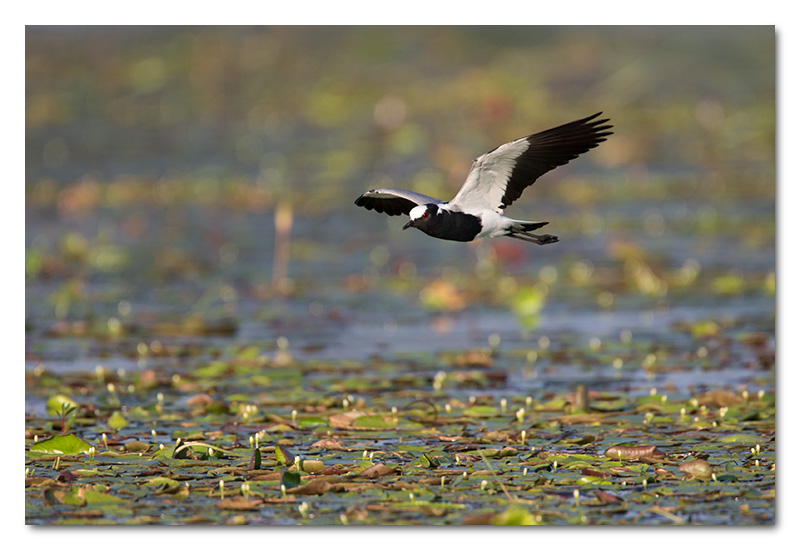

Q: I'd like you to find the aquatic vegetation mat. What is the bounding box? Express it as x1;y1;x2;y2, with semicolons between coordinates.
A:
25;332;775;525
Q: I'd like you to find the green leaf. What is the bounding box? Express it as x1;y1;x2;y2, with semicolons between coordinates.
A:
298;417;327;429
82;487;127;504
352;415;398;428
108;410;130;430
718;434;763;445
463;406;499;418
276;444;295;465
250;447;262;470
281;470;301;489
30;433;93;456
493;506;538;525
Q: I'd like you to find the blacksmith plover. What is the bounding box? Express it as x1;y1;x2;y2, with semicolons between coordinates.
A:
355;112;612;244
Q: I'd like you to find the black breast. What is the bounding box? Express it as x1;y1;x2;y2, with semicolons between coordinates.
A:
419;210;483;242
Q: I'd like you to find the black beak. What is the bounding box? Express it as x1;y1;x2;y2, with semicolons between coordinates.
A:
402;220;413;230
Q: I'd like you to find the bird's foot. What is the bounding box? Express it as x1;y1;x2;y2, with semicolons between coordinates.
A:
537;234;559;245
508;229;559;245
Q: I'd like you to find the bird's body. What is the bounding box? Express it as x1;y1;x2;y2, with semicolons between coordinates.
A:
355;112;612;245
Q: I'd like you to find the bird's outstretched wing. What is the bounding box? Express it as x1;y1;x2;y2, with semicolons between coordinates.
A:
354;188;445;216
448;112;612;213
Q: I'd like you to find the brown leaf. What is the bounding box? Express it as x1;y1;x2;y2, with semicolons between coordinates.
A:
328;411;371;429
463;512;496;525
319;464;350;476
580;468;610;478
249;471;282;481
261;496;296;504
604;445;665;460
449;349;493;367
186;393;214;407
286;479;332;495
551;412;621;425
215;497;262;511
654;467;677;479
310;438;348;450
55;470;76;483
596;491;623;504
358;463;400;478
695;390;743;408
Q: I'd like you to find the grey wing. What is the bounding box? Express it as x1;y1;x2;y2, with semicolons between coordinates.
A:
354;188;444;216
449;112;612;213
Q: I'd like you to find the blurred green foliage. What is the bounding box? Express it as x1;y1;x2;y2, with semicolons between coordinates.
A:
24;26;775;336
26;26;774;209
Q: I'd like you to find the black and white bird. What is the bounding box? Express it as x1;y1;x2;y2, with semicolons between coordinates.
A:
355;112;612;245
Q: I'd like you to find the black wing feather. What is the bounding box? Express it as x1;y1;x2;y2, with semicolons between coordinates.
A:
354;194;417;216
500;112;613;208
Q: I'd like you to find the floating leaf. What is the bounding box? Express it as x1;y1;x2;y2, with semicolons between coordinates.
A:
30;434;93;456
287;479;332;495
462;406;499;418
679;459;713;481
311;439;347;450
216;497;262;511
352;414;398;429
492;506;538;525
108;411;129;430
696;390;744;408
358;463;400;478
604;445;665;461
717;434;763;445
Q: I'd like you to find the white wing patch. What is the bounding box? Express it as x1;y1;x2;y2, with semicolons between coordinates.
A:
448;137;530;214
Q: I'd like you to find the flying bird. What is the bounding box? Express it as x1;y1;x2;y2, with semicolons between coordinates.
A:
355;112;612;244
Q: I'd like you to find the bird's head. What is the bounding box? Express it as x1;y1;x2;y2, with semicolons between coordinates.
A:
403;204;438;230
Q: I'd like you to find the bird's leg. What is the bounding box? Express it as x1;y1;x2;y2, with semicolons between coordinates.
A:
507;228;559;245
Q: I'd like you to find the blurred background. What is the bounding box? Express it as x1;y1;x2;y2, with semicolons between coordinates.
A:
25;26;774;386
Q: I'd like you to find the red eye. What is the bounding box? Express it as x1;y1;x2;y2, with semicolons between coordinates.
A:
422;212;429;219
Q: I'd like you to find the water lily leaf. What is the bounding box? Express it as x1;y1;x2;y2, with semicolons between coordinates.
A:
717;434;762;445
679;459;713;481
358;463;400;478
463;406;499;418
311;438;348;450
275;444;295;465
494;506;538;525
605;445;665;461
144;476;183;493
216;497;262;510
30;434;93;456
82;487;127;504
41;486;85;506
108;411;129;430
483;446;518;458
281;470;302;489
696;390;744;408
328;410;372;428
172;441;227;460
287;479;332;495
352;414;398;429
298;417;327;429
